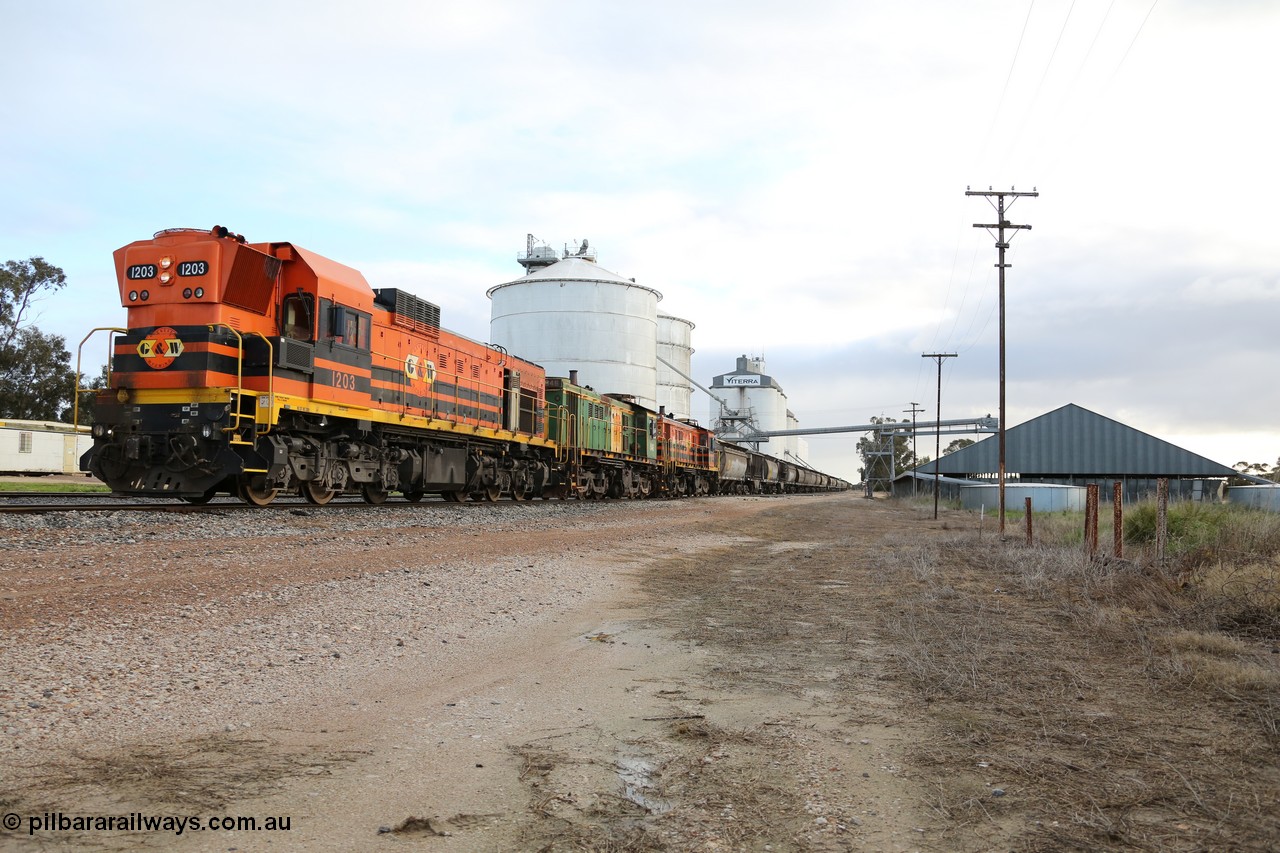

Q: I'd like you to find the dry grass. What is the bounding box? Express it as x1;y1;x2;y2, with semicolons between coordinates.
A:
654;498;1279;849
874;525;1280;852
9;735;365;816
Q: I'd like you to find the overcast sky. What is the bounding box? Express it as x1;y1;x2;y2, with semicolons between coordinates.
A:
2;0;1276;482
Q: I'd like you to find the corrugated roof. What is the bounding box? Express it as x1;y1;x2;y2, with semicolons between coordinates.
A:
916;403;1238;478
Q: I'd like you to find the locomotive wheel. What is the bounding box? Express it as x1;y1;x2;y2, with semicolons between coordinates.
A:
443;489;468;503
403;489;425;503
510;486;527;501
238;479;279;507
479;485;501;502
361;484;388;505
301;481;338;505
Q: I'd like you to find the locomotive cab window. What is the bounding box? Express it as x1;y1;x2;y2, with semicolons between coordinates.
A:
322;302;371;350
282;292;315;341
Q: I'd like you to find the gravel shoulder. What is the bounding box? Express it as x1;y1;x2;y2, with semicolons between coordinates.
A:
1;493;937;851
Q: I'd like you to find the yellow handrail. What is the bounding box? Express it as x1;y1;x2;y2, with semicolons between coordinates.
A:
204;328;275;437
73;327;127;428
248;331;274;436
207;324;249;435
545;403;569;460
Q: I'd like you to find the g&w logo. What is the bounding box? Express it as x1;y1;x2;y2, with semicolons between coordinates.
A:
137;327;184;370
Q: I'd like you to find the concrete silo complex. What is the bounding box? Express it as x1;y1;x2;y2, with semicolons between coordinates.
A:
487;238;662;410
711;355;808;464
489;237;815;468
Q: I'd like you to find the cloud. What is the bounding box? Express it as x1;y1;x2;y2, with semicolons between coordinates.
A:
3;0;1279;482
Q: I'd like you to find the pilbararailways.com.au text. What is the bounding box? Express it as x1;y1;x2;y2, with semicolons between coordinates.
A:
4;811;292;836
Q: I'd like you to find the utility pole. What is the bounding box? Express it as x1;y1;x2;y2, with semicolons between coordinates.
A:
921;353;957;520
967;186;1037;538
903;402;924;496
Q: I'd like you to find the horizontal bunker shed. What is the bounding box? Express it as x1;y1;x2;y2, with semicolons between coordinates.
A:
913;403;1239;504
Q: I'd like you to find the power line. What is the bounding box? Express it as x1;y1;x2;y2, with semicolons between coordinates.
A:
1065;0;1118;100
998;0;1079;170
1109;0;1160;86
1034;0;1160;180
977;1;1038;167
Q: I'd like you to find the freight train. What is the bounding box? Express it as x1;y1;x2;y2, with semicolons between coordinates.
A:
78;226;849;505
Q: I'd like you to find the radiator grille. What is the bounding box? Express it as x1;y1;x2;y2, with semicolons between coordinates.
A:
223;246;281;315
373;288;440;332
278;338;314;373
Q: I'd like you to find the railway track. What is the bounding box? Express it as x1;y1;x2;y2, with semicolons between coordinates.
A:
0;493;488;514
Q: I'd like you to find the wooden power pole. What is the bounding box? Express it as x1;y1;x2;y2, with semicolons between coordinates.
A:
903;402;924;495
921;353;957;520
966;186;1037;537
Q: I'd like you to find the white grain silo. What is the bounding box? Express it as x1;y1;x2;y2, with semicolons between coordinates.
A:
488;241;661;409
656;313;695;419
710;355;793;461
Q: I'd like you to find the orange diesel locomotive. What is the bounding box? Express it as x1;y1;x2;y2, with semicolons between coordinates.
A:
83;227;553;505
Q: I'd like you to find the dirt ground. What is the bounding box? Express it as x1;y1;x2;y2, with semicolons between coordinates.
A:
2;492;1277;852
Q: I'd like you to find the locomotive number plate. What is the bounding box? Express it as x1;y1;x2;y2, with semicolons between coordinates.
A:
177;260;209;276
126;264;157;280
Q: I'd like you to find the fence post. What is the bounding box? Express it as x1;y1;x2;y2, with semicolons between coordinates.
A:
1085;484;1099;557
1113;481;1124;559
1024;496;1033;545
1156;478;1169;564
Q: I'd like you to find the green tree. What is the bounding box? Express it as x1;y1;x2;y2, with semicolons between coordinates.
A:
0;257;76;421
1232;459;1280;484
944;438;975;455
856;417;918;482
66;363;110;425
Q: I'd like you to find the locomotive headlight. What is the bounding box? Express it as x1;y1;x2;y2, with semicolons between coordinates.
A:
128;290;138;302
194;287;204;298
183;287;193;298
200;423;216;439
92;423;107;438
116;388;131;403
159;272;172;284
160;256;172;269
140;290;150;300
